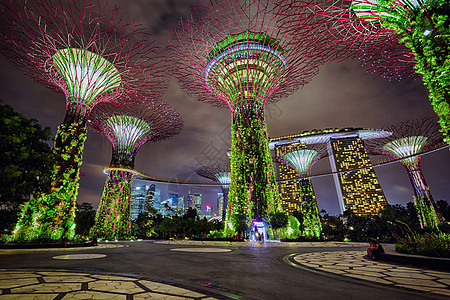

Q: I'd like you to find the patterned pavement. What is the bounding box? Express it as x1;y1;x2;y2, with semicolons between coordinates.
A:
289;250;450;297
0;270;230;299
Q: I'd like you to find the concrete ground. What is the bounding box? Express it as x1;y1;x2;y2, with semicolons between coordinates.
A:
0;240;448;299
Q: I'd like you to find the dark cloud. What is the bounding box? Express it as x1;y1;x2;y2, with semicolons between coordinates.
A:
0;1;448;216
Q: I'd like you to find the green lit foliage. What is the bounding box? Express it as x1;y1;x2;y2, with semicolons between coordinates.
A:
10;120;87;242
414;195;442;229
225;107;282;235
90;170;133;240
0;101;54;210
298;179;322;238
378;0;450;145
268;211;288;239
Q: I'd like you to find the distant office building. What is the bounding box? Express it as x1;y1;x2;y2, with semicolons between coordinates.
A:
144;184;156;211
194;193;202;216
169;193;179;208
130;183;149;220
186;192;195;210
177;196;185;213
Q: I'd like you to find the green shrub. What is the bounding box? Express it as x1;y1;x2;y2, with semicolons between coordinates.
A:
396;232;450;258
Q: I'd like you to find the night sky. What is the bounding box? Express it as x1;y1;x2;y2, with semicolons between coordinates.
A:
0;0;449;216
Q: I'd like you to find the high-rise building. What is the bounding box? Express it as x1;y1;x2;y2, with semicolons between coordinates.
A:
186;192;195;210
274;143;305;214
130;183;149;220
194;193;202;217
144;184;156;212
177;196;185;213
328;136;388;215
270;128;390;216
169;193;179;208
152;187;161;213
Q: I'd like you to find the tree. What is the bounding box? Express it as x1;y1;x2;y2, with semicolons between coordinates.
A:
436;200;450;222
270;212;289;230
0;100;54;210
74;202;96;236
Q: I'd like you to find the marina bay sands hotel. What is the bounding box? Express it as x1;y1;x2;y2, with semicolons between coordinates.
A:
270;128;391;216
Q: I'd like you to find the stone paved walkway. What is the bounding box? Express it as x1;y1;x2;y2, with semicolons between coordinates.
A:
291;250;450;297
0;270;230;299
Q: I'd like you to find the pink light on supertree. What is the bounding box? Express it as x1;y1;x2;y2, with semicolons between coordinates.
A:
365;117;445;229
1;0;168;242
170;0;342;236
276;0;418;80
88;98;182;239
277;0;450;146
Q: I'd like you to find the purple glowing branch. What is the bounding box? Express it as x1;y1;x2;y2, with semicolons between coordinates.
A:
277;0;418;80
88;97;183;167
0;0;168;118
170;0;331;112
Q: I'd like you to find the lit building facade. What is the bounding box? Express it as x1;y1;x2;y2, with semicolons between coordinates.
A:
194;193;202;217
270;128;390;217
274;143;305;214
130;184;149;221
328;136;388;215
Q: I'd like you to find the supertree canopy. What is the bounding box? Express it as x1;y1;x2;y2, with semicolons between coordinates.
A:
278;0;450;147
365;118;445;229
171;0;341;235
88;99;182;239
278;143;328;237
0;0;167;242
196;161;231;219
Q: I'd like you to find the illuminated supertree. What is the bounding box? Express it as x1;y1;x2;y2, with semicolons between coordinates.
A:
0;0;166;241
88;99;182;239
171;0;343;235
196;161;231;219
365;118;445;229
277;143;328;237
278;0;450;147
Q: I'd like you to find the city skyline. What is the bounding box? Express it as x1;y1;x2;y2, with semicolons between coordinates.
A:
0;0;449;217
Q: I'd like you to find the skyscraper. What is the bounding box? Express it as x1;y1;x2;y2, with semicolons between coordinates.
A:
169;193;179;209
177;196;185;214
328;136;388;215
144;184;156;212
130;184;149;220
186;192;195;210
194;194;202;217
270;128;390;216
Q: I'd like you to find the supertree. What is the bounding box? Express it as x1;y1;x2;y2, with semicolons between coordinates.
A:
170;0;344;235
0;0;167;241
365;118;445;229
196;161;231;219
278;0;450;147
277;143;328;237
88;99;182;239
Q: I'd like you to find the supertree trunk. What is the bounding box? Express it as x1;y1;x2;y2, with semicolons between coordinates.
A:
11;112;87;242
405;164;442;229
225;105;281;235
90;170;134;240
298;179;322;238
